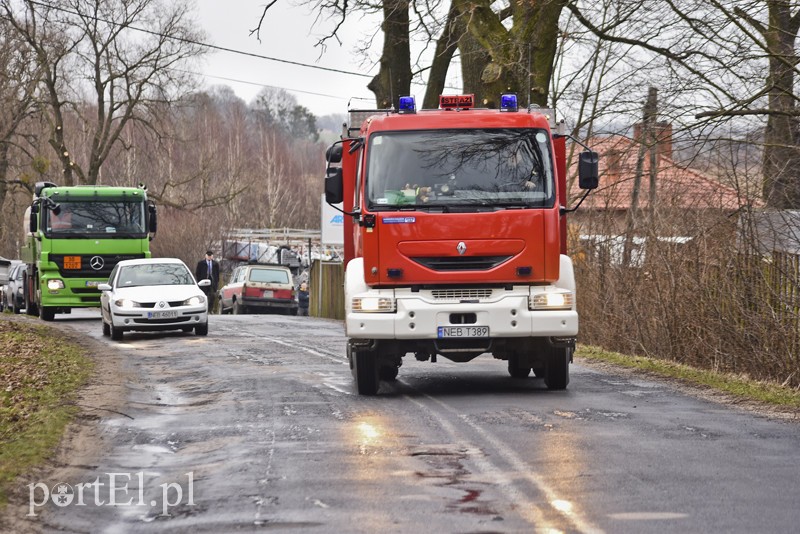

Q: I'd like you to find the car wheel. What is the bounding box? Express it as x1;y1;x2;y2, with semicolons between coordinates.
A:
233;300;244;315
12;299;20;315
110;319;123;341
102;320;110;337
195;322;208;336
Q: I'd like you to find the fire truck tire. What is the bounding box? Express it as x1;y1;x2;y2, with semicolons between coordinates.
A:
532;367;545;378
39;306;55;322
544;347;570;390
352;350;379;395
379;364;399;381
507;356;532;378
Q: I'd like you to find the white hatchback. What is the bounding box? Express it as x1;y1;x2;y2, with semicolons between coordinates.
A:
99;258;210;341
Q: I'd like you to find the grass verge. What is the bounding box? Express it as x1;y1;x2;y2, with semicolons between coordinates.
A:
578;344;800;409
0;317;92;506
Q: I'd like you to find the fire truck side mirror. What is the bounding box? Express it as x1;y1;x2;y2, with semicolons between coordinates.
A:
578;151;599;190
326;144;343;164
325;167;344;205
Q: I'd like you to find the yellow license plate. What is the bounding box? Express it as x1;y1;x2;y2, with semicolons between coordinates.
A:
64;256;81;269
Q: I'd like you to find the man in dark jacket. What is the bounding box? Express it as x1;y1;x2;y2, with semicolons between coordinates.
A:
195;250;220;312
297;282;309;316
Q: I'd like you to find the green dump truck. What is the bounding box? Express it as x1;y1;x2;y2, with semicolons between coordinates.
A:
20;182;157;321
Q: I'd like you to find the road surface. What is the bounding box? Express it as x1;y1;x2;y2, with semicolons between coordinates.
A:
10;310;800;533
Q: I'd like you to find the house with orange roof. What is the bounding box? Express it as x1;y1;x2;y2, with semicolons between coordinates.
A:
568;123;758;265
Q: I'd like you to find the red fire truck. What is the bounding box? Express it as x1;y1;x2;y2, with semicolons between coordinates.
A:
325;94;598;395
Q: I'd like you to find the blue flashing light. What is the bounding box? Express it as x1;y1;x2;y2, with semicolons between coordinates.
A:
500;93;518;112
398;96;416;114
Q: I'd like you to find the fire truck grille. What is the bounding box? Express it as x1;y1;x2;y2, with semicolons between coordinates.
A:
412;255;511;271
431;289;494;301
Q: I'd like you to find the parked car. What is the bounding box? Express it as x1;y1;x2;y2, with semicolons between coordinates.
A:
218;264;297;315
99;258;210;341
4;263;27;314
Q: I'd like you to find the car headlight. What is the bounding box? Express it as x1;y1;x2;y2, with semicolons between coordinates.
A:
352;296;396;313
114;298;140;308
529;291;574;310
182;295;206;306
47;279;65;290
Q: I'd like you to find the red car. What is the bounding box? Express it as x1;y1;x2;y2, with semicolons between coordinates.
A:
218;264;298;315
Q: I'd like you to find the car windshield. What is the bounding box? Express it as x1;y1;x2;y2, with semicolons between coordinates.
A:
116;264;194;288
366;128;555;210
44;200;146;236
249;269;290;284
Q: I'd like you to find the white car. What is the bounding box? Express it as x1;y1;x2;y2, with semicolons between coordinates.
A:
99;258;210;341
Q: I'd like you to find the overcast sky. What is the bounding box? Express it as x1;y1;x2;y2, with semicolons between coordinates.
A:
193;0;382;117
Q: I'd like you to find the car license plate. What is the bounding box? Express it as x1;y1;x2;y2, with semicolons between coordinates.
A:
64;256;81;269
262;289;273;298
85;280;100;287
147;310;178;319
437;326;489;338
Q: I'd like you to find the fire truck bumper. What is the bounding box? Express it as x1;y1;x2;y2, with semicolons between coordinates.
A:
346;291;578;340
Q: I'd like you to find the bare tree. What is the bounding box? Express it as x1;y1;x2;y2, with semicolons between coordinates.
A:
2;0;205;185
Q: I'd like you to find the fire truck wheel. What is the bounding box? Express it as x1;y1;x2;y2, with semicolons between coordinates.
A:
544;347;570;390
379;364;399;381
352;350;379;395
507;356;532;378
532;367;545;378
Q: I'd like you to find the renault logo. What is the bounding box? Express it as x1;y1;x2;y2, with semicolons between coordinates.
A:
158;301;166;308
456;242;467;255
89;256;105;270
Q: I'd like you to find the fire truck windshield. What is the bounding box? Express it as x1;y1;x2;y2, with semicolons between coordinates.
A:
44;200;146;237
366;128;555;210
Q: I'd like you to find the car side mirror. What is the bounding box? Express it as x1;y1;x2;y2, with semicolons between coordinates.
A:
578;151;599;190
97;283;112;291
325;167;344;205
198;279;211;288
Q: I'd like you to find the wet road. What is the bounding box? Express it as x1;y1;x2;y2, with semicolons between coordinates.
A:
25;310;800;533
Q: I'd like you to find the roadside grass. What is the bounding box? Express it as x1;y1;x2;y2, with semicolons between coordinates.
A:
0;318;92;506
577;344;800;409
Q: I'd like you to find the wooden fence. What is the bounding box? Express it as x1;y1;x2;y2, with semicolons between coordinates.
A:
309;260;344;320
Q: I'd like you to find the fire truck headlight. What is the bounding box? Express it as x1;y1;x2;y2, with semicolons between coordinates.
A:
529;291;574;311
352;297;396;313
47;279;65;290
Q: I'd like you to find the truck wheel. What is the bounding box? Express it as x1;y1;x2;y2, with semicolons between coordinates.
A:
544;347;570;390
507;356;532;378
352;349;379;395
379;364;399;381
39;306;55;321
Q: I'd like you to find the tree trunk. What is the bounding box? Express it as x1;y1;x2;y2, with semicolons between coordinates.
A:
368;0;412;109
761;2;800;209
423;3;462;109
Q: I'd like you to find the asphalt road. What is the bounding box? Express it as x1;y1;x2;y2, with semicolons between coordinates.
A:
16;310;800;533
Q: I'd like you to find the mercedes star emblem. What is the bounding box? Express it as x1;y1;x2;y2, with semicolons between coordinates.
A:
456;242;467;255
89;256;105;270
